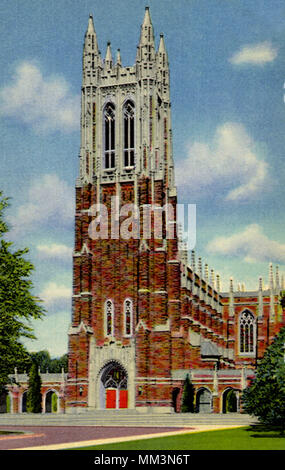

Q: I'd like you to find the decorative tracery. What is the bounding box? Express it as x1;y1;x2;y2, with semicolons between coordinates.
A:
123;100;135;167
124;298;133;336
105;299;114;336
104;103;115;169
239;310;255;354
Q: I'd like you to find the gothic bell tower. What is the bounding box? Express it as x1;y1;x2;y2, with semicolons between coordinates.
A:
66;8;181;413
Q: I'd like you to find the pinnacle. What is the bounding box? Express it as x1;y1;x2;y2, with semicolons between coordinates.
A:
142;6;152;26
105;42;113;67
139;6;154;46
158;33;166;53
87;14;95;34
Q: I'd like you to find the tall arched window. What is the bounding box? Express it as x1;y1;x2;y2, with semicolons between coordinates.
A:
239;310;255;354
123;100;135;167
105;299;114;337
104;103;115;169
124;298;133;336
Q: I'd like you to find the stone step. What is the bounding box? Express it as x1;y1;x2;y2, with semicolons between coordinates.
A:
0;412;256;427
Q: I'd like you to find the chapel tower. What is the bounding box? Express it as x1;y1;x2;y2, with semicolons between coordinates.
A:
66;8;181;412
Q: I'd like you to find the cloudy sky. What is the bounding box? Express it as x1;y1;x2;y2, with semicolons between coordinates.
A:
0;0;284;357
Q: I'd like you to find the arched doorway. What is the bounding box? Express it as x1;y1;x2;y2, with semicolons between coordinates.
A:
172;388;180;413
100;361;128;409
0;390;9;413
21;391;27;413
222;388;238;413
45;390;58;413
196;388;212;413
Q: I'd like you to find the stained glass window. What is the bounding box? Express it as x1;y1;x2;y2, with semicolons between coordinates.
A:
124;299;133;336
104;103;115;169
105;299;114;336
239;310;255;354
123;101;135;168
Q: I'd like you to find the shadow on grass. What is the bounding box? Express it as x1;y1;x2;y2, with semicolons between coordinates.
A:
246;424;285;438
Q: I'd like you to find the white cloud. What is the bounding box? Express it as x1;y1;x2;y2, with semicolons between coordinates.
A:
176;122;269;201
8;173;74;237
39;281;72;306
207;224;285;264
37;243;73;260
229;41;278;66
0;61;80;133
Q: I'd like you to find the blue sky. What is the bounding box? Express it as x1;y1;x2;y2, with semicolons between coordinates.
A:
0;0;284;356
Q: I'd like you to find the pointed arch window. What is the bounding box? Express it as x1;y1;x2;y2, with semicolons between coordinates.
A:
105;299;114;337
239;310;255;354
123;100;135;168
124;298;133;336
104;103;115;169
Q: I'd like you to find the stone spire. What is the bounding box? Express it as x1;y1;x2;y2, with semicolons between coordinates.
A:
139;6;155;46
116;49;122;67
269;263;275;321
105;42;113;69
83;14;101;83
157;33;168;68
157;33;169;99
210;269;215;289
191;250;196;273
229;277;234;317
137;7;155;64
216;274;221;293
204;263;209;283
84;14;99;55
87;14;95;34
158;33;166;52
276;265;280;291
258;276;263;318
269;262;274;290
198;257;202;279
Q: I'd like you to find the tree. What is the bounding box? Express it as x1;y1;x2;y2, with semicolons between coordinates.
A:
181;373;195;413
26;362;42;413
242;326;285;433
29;350;68;373
0;192;45;390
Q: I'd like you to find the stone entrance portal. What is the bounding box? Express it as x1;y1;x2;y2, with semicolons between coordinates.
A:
196;388;212;413
100;361;128;409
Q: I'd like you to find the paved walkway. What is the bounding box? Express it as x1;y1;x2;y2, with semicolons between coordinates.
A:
0;425;190;450
0;423;246;450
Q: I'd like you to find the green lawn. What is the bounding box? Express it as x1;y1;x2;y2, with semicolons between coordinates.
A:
72;426;285;451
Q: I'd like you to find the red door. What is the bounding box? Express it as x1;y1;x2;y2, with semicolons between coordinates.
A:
106;389;116;409
119;390;128;409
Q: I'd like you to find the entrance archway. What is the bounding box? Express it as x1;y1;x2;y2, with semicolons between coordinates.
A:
0;390;9;413
45;390;58;413
21;391;27;412
196;388;212;413
172;388;180;413
222;388;238;413
100;361;128;409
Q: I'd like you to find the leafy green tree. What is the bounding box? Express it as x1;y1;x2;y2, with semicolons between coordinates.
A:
242;327;285;433
0;192;45;390
29;350;68;373
181;374;195;413
26;362;42;413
